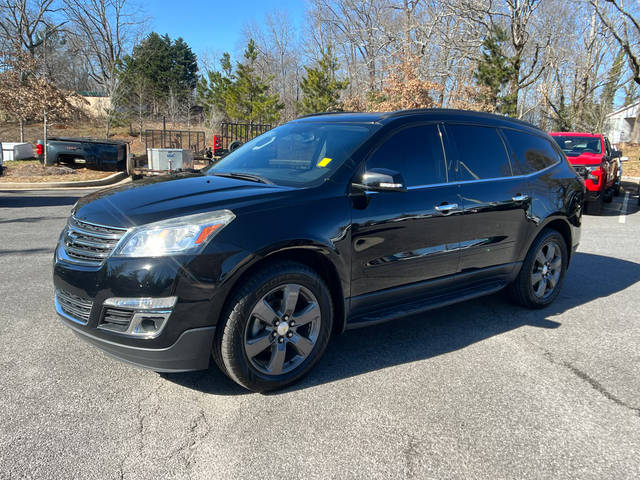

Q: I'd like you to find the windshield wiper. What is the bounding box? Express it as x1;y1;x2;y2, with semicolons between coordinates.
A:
211;172;273;184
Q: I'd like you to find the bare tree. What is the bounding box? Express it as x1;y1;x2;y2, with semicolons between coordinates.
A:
0;0;65;140
590;0;640;141
63;0;146;137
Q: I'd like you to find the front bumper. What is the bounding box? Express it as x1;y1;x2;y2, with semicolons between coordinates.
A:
57;304;216;372
52;240;248;371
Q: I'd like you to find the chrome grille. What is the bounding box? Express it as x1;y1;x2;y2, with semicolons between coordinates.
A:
61;217;128;266
56;289;93;324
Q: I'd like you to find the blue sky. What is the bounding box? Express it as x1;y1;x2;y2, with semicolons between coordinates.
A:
150;0;306;70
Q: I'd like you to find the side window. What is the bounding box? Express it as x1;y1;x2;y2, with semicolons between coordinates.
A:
446;124;512;181
367;124;448;186
502;129;561;175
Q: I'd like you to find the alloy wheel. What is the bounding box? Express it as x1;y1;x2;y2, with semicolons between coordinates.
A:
531;241;562;299
244;284;322;376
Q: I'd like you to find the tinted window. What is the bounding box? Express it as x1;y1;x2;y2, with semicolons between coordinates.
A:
504;129;561;175
446;124;512;181
367;124;447;186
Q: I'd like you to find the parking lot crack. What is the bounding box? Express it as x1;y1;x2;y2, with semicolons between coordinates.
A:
523;337;640;417
403;435;420;479
163;409;212;471
562;362;640;417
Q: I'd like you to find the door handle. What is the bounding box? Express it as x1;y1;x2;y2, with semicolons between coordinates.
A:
435;203;458;213
512;194;529;202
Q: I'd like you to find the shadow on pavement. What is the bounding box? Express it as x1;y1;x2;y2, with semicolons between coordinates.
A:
0;194;82;208
583;183;640;217
0;247;54;256
0;216;68;224
164;252;640;396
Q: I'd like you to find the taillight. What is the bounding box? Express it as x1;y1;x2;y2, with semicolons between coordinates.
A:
36;143;43;155
213;135;221;149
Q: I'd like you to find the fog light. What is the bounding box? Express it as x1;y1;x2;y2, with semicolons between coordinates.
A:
100;296;177;338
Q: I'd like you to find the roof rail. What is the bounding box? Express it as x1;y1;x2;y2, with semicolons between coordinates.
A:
382;108;543;132
296;111;356;119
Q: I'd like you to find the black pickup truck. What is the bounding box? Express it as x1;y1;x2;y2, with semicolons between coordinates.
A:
37;137;128;171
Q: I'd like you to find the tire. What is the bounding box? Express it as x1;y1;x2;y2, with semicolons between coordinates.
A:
613;180;621;196
603;189;613;203
228;140;243;152
212;262;333;392
508;229;568;309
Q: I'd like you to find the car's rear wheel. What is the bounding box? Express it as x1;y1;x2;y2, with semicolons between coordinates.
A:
213;262;333;392
508;229;567;309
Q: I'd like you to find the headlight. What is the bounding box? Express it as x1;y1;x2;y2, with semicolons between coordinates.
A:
115;210;235;257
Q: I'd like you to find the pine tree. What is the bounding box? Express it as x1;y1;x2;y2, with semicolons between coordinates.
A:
298;48;348;114
197;53;233;119
119;32;198;116
225;40;283;123
473;27;517;115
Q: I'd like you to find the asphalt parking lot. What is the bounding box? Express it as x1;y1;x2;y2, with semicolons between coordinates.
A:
1;184;639;480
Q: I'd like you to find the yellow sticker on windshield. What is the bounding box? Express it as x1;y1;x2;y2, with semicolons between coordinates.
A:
317;157;332;167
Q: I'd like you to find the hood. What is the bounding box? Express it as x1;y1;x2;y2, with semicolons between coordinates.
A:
565;152;604;166
73;173;297;228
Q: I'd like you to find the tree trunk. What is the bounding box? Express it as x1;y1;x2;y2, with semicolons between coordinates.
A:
20;119;25;142
105;113;111;139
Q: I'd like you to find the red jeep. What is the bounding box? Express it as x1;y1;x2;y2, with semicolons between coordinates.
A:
549;132;622;214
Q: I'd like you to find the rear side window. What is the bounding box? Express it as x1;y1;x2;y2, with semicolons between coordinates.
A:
503;129;561;175
367;124;448;187
446;124;512;181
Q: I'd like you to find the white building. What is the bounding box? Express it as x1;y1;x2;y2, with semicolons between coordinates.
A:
605;100;640;144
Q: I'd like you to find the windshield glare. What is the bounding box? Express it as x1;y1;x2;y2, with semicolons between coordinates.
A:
207;122;376;187
552;136;602;155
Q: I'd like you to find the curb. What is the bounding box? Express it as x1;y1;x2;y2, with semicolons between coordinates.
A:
622;176;640;182
0;171;128;190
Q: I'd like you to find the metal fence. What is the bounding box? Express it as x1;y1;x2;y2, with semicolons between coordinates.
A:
144;129;206;154
220;123;272;150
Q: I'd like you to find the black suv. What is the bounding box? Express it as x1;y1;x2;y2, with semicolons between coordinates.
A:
53;109;584;391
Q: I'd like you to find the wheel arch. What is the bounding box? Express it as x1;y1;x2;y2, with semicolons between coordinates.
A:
531;217;573;265
220;246;348;336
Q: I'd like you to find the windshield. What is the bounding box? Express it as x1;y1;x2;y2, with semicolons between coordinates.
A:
552;136;602;156
207;122;377;187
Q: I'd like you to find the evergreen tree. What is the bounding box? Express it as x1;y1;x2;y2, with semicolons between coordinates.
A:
198;40;283;124
197;53;233;119
473;27;517;115
298;48;349;114
226;40;283;123
119;32;198;116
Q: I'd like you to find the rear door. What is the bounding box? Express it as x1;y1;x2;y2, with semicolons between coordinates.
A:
350;122;463;299
444;123;531;272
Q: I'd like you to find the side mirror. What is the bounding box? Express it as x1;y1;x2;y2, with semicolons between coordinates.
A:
354;168;407;192
612;150;623;158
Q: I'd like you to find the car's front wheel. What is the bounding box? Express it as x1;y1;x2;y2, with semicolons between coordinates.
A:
213;262;333;391
508;229;568;309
